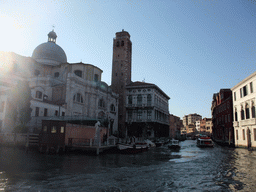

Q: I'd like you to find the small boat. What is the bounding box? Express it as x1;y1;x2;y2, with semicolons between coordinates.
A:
197;135;214;147
167;139;181;150
117;143;148;154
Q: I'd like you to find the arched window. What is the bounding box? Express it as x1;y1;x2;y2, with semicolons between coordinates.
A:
252;102;255;118
36;91;42;99
73;93;83;103
246;103;250;119
147;94;152;106
54;72;59;78
121;40;124;46
110;104;115;112
74;70;82;77
137;94;142;106
241;106;245;120
116;41;120;47
128;95;132;105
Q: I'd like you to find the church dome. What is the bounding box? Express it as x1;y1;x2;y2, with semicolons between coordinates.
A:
32;30;67;65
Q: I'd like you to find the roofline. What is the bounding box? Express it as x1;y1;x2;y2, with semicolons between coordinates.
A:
69;62;103;73
231;71;256;91
126;83;170;100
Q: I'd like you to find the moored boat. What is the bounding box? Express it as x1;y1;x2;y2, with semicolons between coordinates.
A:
117;143;148;154
197;135;214;147
167;139;181;150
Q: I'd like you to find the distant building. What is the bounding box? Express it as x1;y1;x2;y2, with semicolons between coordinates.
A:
211;89;234;146
195;120;201;132
231;72;256;149
0;31;119;133
200;118;213;135
125;81;170;138
169;114;183;139
183;113;202;127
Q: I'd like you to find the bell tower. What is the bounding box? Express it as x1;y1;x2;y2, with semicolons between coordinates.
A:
111;30;132;137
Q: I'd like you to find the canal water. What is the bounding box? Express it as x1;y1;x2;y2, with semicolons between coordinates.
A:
1;140;256;191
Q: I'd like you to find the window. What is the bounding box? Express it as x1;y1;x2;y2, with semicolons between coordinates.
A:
241;107;245;120
254;129;256;141
243;129;245;140
0;102;4;112
147;94;152;106
147;110;152;119
36;91;42;99
137;110;142;119
62;112;65;116
73;93;84;103
60;126;64;133
44;108;48;117
246;104;250;119
243;85;248;97
235;108;238;121
252;103;255;118
128;110;132;120
74;70;82;77
236;130;239;140
43;126;47;132
51;126;57;133
94;74;99;82
55;110;58;116
110;104;115;112
121;40;124;46
54;72;59;78
116;41;120;47
98;99;105;108
128;95;132;105
234;92;236;101
35;107;39;117
137;94;142;106
250;82;253;93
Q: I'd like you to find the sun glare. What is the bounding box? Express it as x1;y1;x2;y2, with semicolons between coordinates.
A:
0;14;24;53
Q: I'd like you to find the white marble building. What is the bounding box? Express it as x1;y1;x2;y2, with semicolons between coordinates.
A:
231;71;256;149
0;30;118;134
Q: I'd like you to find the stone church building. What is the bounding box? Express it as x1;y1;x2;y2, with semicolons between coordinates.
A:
0;30;118;134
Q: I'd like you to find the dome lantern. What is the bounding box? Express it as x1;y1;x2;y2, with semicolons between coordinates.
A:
48;30;57;43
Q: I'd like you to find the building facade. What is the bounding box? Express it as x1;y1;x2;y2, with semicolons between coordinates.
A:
211;89;234;146
169;114;183;139
125;81;170;138
232;72;256;149
0;31;119;134
200;118;213;135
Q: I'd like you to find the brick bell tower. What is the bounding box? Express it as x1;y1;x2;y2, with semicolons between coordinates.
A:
111;30;132;138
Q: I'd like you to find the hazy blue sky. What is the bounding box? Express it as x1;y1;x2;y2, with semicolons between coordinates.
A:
1;0;256;119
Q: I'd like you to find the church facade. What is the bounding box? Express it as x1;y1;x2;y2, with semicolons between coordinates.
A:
0;30;118;134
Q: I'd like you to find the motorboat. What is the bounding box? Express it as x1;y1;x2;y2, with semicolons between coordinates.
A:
197;135;214;147
167;139;181;150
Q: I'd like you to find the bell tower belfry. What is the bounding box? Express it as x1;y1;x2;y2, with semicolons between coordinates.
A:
111;30;132;137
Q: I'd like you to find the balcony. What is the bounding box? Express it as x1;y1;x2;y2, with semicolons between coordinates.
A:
126;103;153;108
239;118;256;127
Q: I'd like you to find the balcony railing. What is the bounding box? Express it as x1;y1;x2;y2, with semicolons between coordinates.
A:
126;103;152;108
239;118;256;127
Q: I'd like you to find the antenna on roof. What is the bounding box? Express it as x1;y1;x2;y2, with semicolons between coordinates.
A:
52;24;55;31
142;78;145;82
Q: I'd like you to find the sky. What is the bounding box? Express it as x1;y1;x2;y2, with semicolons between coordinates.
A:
1;0;256;119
